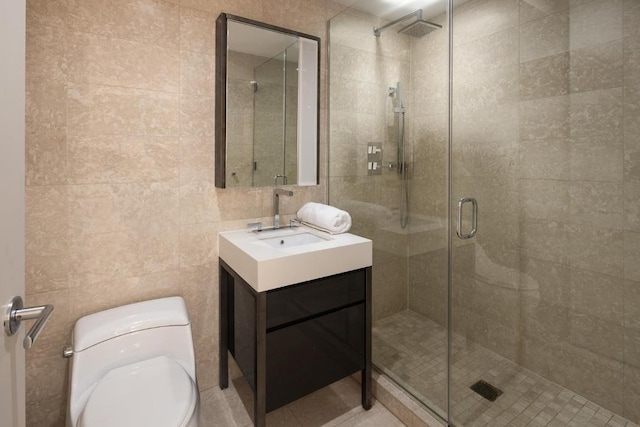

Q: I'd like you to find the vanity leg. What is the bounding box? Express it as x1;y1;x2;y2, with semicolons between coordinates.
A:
362;266;372;410
254;292;267;427
219;263;229;390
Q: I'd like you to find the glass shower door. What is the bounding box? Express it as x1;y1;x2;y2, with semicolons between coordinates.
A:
449;0;637;425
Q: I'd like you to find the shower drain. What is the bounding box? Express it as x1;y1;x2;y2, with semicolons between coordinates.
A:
470;380;503;402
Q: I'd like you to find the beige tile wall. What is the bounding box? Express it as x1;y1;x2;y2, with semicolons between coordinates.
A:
24;0;351;425
408;0;640;422
328;8;412;322
331;0;640;423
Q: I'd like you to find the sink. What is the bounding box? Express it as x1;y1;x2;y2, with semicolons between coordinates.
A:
219;225;372;292
260;232;329;248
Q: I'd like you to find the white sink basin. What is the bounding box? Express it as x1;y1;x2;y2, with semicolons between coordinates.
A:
219;225;372;292
260;232;329;248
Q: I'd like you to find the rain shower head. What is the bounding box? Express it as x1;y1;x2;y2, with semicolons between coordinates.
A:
373;9;442;38
398;19;441;38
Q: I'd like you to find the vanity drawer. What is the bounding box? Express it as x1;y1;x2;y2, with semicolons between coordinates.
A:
266;303;365;411
266;269;365;329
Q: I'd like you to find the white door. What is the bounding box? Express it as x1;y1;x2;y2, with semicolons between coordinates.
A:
1;0;27;426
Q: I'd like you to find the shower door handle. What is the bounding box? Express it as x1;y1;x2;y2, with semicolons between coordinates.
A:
456;197;477;240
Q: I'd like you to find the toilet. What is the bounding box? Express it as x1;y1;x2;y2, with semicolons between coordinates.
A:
65;297;200;427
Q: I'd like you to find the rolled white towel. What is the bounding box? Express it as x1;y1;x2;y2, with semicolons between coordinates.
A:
296;202;352;234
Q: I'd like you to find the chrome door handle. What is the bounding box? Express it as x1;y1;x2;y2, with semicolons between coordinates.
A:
456;197;478;240
3;296;54;349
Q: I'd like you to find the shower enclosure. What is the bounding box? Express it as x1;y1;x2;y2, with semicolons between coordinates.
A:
329;1;640;426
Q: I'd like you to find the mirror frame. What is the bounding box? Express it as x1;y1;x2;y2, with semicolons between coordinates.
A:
215;13;321;189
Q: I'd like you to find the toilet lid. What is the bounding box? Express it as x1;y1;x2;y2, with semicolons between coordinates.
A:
79;356;197;427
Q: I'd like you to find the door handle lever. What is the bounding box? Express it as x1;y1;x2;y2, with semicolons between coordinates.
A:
3;296;54;349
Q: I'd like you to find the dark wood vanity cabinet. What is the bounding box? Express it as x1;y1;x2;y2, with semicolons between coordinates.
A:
219;259;372;427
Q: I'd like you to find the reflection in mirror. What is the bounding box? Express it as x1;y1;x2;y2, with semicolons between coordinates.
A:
215;14;320;188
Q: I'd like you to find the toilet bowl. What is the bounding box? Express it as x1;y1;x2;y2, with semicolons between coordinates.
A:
66;297;200;427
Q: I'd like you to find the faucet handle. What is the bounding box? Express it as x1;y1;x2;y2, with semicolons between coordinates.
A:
247;222;262;232
289;218;302;228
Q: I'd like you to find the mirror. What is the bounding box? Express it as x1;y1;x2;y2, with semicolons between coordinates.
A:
215;14;320;188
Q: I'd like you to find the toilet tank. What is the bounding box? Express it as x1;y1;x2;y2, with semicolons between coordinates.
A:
67;297;197;426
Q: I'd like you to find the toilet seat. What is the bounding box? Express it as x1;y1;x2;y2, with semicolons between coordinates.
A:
78;356;197;427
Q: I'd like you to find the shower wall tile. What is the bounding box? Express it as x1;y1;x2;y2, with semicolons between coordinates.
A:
453;139;518;178
568;181;624;229
373;254;408;321
624;0;640;37
625;182;640;231
519;95;570;140
452;103;519;142
519;178;569;221
569;87;624;137
519;52;569;101
625;327;640;368
569;135;624;181
625;134;640;182
67;83;180;136
519;0;569;25
66;0;180;48
625;279;640;329
568;0;622;51
624;232;640;282
625;84;640;135
521;219;570;264
624;365;640;421
568;268;624;325
519;139;570;179
452;0;519;46
521;296;570;345
569;40;623;93
624;35;640;86
519;11;569;63
454;27;519;76
328;9;410;60
520;256;571;305
566;224;624;277
551;342;624;416
455;64;519;109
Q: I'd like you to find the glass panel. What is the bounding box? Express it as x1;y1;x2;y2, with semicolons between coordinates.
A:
253;51;287;186
328;1;450;422
450;0;639;425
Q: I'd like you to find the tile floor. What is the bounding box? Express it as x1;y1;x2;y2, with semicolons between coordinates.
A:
373;310;639;427
199;375;405;426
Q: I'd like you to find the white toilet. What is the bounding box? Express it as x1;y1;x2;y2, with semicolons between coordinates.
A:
65;297;200;427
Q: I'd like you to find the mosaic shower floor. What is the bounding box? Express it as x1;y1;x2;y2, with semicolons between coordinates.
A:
373;310;638;427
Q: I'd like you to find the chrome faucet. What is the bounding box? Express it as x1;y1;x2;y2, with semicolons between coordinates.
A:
273;189;293;229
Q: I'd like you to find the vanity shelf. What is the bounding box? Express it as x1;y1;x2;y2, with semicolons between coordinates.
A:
219;258;372;427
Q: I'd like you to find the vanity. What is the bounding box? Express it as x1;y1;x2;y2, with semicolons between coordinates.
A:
218;226;372;426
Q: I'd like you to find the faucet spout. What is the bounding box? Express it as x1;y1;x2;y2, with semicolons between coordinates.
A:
273;189;293;229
